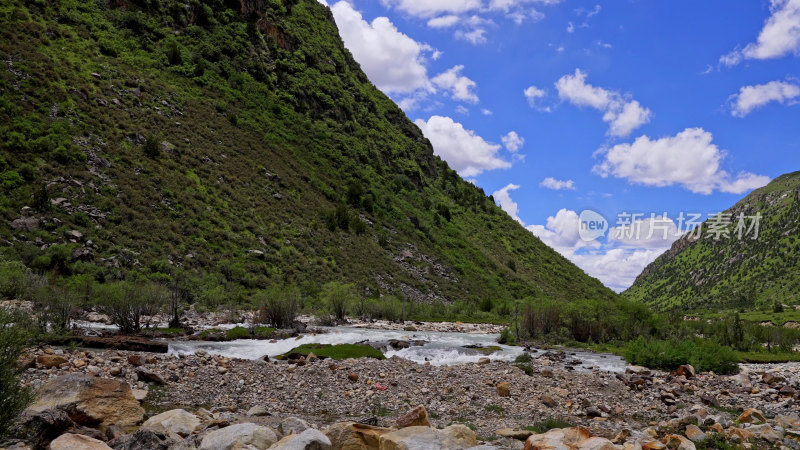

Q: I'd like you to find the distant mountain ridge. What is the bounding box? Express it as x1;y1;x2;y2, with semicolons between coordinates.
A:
624;171;800;311
0;0;616;306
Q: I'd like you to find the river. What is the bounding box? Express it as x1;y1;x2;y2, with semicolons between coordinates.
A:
167;326;628;372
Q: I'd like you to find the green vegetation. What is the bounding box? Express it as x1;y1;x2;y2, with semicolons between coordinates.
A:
694;433;740;450
524;418;573;434
225;326;251;340
283;343;385;360
0;308;37;437
0;0;617;332
626;171;800;312
624;337;739;374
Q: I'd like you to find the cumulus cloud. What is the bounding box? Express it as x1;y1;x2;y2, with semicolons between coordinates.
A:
526;209;591;255
540;177;576;190
527;208;674;291
593;128;771;194
415;116;511;177
721;0;800;66
570;248;666;292
492;183;523;224
729;80;800;117
556;69;652;137
523;85;548;109
501;131;525;152
330;2;434;94
432;65;480;103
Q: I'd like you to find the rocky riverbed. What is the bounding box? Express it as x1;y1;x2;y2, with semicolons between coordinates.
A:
6;343;800;449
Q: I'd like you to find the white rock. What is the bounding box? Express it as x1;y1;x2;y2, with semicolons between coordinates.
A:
142;409;201;437
200;423;277;450
268;429;331;450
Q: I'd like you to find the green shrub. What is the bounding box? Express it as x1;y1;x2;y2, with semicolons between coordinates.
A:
0;309;37;437
514;353;532;363
0;261;30;300
624;337;739;374
143;135;160;158
225;326;250;340
254;285;300;328
320;282;354;322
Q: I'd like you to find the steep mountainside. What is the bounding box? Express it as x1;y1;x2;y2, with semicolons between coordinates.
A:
0;0;615;307
625;171;800;312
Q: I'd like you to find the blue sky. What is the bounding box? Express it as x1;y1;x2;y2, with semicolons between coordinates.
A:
318;0;800;291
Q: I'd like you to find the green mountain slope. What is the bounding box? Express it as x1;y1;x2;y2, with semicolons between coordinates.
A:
624;171;800;312
0;0;615;309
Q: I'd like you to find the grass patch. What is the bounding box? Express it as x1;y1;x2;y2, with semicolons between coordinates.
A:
225;326;251;340
253;326;276;338
484;404;504;413
710;405;743;416
475;345;502;355
695;433;740;450
283;343;385;360
524;418;573;434
736;351;800;363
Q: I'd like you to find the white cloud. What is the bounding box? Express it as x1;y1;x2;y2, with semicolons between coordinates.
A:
566;21;575;33
501;131;525;152
432;65;479;103
526;208;673;292
455;105;470;115
570;248;665;292
415;116;511;177
729;80;800;117
428;15;461;28
540;177;576;190
481;108;493;115
380;0;482;17
555;69;652;137
721;0;800;66
607;215;680;249
492;183;523;224
455;27;488;44
593;127;771;194
523;85;548;109
575;4;601;18
384;0;559;42
330;2;434;94
526;209;588;254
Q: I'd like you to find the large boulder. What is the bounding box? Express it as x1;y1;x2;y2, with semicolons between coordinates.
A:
269;429;331;450
37;355;68;368
141;409;201;437
107;428;181;450
325;422;392;450
199;423;277;450
524;427;592;450
49;433;111;450
280;417;311;435
18;408;76;449
395;406;431;429
26;375;144;428
378;425;477;450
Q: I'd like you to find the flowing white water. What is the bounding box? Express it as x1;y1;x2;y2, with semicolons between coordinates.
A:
167;326;627;371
